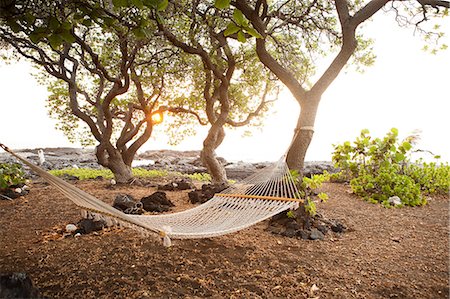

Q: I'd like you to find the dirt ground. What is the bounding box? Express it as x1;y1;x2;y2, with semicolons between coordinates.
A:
0;179;448;298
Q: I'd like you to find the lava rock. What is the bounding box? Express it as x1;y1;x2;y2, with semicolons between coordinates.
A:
331;222;346;233
60;174;79;181
113;194;137;211
316;223;328;234
296;229;310;240
77;218;107;234
0;273;42;298
310;228;325;240
140;191;174;212
303;161;338;178
0;189;21;200
188;190;203;204
281;228;297;238
189;183;228;204
158;178;195;191
175;178;195;190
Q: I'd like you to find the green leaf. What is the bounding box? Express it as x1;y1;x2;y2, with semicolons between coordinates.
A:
24;13;36;25
394;153;405;163
237;30;246;43
401;141;412;151
48;34;63;49
318;192;329;202
102;17;115;26
233;9;245;26
60;31;76;43
244;26;263;38
141;28;153;38
143;0;157;8
224;22;240;36
8;21;22;33
61;21;72;31
82;19;93;27
214;0;230;9
29;32;45;44
49;17;60;30
157;0;168;11
130;0;144;8
112;0;129;8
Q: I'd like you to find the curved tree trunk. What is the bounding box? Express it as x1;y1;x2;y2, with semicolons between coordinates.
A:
96;145;133;183
201;125;228;184
108;157;133;183
286;95;320;176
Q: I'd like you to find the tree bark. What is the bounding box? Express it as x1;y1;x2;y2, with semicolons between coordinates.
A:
95;145;133;183
201;125;228;184
108;157;133;183
286;94;320;175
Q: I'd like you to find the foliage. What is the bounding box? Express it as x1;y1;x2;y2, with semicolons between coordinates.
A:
289;169;330;216
405;160;450;194
286;210;295;219
49;167;214;182
0;163;26;190
332;128;449;207
185;172;211;182
0;0;201;182
304;198;317;217
49;167;168;180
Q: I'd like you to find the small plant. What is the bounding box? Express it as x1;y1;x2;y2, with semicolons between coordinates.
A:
0;163;26;190
304;198;317;217
289;169;330;217
286;210;296;219
186;172;211;182
332;128;449;207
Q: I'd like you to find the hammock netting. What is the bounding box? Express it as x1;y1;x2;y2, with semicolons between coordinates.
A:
1;144;302;246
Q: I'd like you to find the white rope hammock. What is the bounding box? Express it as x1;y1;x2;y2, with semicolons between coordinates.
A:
1;144;302;246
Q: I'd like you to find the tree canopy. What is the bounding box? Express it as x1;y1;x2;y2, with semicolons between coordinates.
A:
0;0;448;183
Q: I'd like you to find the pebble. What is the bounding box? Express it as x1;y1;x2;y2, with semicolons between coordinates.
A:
65;224;77;233
74;233;81;237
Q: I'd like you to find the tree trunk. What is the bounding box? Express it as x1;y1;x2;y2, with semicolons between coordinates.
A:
201;125;228;185
95;145;133;183
286;95;320;177
108;156;133;183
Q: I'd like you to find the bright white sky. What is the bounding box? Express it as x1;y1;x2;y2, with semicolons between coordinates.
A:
0;13;449;163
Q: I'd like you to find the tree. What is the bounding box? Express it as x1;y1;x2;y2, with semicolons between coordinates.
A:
220;0;450;176
0;0;200;183
155;1;278;183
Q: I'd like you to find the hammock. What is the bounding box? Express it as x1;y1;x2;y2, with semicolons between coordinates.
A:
0;144;302;246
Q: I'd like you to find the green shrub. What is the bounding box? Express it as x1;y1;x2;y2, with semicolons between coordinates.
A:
49;167;169;180
333;128;449;207
0;163;26;190
49;167;215;183
186;172;211;182
290;170;330;216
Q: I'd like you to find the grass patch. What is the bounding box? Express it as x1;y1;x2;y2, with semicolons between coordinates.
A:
185;172;211;182
49;167;212;182
49;167;169;180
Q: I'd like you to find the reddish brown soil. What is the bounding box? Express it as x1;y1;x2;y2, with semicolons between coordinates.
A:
0;180;448;298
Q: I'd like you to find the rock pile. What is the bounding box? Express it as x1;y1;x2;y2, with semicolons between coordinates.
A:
188;183;228;204
267;209;346;240
0;184;30;201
